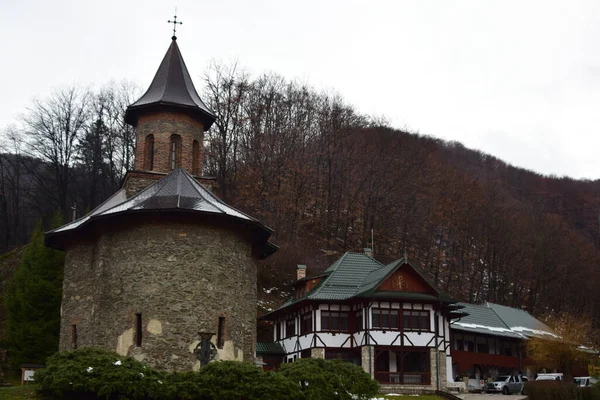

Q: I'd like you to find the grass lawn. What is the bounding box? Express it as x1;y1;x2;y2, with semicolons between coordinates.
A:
0;385;38;400
381;396;443;400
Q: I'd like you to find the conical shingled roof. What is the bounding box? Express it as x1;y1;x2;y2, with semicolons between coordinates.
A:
45;169;277;258
124;38;216;129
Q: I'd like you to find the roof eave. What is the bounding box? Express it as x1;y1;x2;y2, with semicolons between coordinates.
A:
124;102;216;130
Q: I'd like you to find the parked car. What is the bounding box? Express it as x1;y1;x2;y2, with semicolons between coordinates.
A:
574;376;598;387
536;373;563;381
486;375;525;394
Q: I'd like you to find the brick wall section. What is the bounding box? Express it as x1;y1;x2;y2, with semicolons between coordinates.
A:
134;111;204;174
58;216;257;371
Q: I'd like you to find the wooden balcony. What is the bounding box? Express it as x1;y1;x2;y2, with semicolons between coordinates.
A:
451;349;519;372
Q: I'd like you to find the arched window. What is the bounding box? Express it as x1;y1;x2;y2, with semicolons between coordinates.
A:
192;140;200;175
144;135;154;170
170;134;182;170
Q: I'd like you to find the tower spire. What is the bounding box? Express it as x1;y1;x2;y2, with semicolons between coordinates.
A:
167;12;183;40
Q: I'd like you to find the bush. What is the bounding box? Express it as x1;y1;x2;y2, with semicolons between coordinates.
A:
579;385;600;400
35;348;167;400
36;350;379;400
524;381;579;400
165;361;303;400
278;358;379;400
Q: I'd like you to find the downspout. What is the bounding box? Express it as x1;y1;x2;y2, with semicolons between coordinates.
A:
435;303;440;390
366;301;373;378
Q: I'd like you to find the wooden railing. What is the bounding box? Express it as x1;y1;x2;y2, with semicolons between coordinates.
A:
375;371;430;385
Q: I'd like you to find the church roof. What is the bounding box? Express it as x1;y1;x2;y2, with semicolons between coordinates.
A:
124;38;216;130
45;168;277;259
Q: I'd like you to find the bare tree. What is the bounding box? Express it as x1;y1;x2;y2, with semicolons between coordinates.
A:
23;86;90;216
203;61;249;200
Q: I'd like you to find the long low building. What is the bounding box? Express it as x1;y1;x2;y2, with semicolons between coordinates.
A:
259;249;561;391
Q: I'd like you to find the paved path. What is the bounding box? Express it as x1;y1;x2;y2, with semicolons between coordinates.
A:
457;394;526;400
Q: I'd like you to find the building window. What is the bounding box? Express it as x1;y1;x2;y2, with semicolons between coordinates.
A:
372;308;399;330
217;317;225;349
192;140;200;175
300;312;313;334
71;325;78;349
395;350;430;385
356;310;363;331
170;134;181;170
276;322;282;341
285;318;296;338
477;342;490;353
145;135;154;170
321;311;349;332
301;349;311;359
402;310;430;331
466;340;475;352
135;313;143;347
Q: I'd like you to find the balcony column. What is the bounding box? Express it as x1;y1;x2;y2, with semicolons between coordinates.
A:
361;345;375;378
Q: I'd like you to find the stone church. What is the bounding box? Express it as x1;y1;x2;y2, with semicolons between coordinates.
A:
45;36;277;371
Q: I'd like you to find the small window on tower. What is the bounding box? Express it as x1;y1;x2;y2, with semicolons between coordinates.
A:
217;317;225;349
170;134;182;170
145;135;155;170
192;140;200;175
136;313;143;347
71;325;78;349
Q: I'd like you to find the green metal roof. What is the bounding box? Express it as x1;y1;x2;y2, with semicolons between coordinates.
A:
262;252;457;320
307;253;384;300
256;342;285;355
486;302;554;338
451;302;522;339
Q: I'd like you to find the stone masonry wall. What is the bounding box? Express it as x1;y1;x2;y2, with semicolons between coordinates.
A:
59;218;257;371
134;111;204;174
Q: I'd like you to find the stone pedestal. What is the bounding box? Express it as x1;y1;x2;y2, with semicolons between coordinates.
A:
310;348;325;359
429;348;448;390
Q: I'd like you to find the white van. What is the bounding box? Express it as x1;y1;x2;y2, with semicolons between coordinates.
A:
535;373;563;381
574;377;598;387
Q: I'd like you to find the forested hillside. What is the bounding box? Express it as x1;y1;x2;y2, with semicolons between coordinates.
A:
1;63;598;326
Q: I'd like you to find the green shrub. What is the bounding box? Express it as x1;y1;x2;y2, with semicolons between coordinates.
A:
35;350;377;400
35;348;167;400
579;385;600;400
278;358;379;400
524;381;579;400
165;361;303;400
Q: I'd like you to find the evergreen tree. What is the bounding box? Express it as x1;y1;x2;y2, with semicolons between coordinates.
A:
4;214;64;366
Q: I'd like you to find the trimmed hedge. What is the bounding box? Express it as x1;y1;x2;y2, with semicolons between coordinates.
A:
35;349;379;400
524;381;600;400
279;358;379;400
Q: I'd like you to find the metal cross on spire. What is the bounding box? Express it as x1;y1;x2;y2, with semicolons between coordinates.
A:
167;11;183;40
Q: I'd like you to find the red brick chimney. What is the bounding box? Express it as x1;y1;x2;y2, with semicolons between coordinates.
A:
296;264;307;281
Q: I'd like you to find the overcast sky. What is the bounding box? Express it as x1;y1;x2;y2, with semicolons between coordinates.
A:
1;0;599;179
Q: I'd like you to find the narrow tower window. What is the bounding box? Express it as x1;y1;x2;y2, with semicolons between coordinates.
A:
135;313;143;347
144;135;154;170
192;140;200;175
71;324;78;349
170;134;181;170
217;317;225;349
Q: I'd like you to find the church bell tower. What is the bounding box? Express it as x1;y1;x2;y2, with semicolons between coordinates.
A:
46;24;277;372
123;35;216;196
